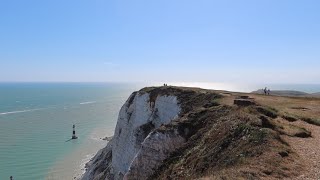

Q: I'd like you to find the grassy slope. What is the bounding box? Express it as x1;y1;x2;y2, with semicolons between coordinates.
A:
143;86;320;180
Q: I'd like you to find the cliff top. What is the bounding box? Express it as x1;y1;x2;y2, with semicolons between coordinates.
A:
137;86;320;180
84;86;320;180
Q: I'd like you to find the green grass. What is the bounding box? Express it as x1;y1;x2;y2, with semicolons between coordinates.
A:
256;106;278;118
281;113;298;122
300;117;320;126
250;129;267;144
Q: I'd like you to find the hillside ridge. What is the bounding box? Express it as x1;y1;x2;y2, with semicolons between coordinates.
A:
83;86;320;180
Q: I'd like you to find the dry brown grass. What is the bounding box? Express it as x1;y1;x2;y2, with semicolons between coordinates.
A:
134;87;320;180
149;87;317;180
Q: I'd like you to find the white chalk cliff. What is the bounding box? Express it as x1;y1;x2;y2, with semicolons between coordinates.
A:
82;87;306;180
82;89;184;180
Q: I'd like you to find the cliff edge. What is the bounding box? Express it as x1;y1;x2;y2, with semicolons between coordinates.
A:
83;86;320;180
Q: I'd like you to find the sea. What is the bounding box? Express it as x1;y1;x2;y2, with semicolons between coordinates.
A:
0;83;140;180
0;82;319;180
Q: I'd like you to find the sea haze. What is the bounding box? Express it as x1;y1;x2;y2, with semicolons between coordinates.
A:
0;83;137;180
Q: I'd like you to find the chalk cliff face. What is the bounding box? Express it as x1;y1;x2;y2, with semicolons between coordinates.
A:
83;87;304;180
112;92;181;179
82;88;183;180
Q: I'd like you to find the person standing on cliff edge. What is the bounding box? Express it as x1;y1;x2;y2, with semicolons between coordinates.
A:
10;176;13;180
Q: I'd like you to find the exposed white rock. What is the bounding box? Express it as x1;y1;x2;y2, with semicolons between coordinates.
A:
124;131;185;180
112;92;181;179
83;91;182;180
152;95;180;127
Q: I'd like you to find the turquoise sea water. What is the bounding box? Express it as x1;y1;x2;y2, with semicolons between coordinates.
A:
0;83;138;180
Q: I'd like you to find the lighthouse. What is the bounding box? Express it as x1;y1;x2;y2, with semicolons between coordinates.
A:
72;124;78;139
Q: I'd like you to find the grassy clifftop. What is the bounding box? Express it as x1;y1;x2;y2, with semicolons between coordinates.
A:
141;86;320;180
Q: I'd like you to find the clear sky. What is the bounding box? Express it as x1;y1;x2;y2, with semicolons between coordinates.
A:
0;0;320;83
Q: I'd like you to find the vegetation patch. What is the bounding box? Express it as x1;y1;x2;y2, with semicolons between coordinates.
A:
281;125;311;138
256;106;278;118
203;99;220;108
291;106;310;111
137;86;305;180
249;128;268;144
234;99;256;106
234;123;252;137
300;117;320;126
271;118;312;138
282;113;298;122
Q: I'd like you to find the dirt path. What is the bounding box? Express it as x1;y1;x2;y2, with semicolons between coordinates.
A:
283;121;320;180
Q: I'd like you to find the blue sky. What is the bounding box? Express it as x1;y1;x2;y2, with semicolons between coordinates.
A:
0;0;320;83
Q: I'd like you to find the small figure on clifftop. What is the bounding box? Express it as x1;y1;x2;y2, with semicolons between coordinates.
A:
267;89;271;95
10;176;13;180
264;87;267;95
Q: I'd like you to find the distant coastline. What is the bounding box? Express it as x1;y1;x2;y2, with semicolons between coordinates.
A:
251;89;320;97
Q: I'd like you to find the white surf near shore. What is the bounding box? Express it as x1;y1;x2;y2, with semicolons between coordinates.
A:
79;101;97;105
0;108;47;115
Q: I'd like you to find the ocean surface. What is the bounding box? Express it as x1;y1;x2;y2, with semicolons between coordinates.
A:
0;82;319;180
0;83;139;180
